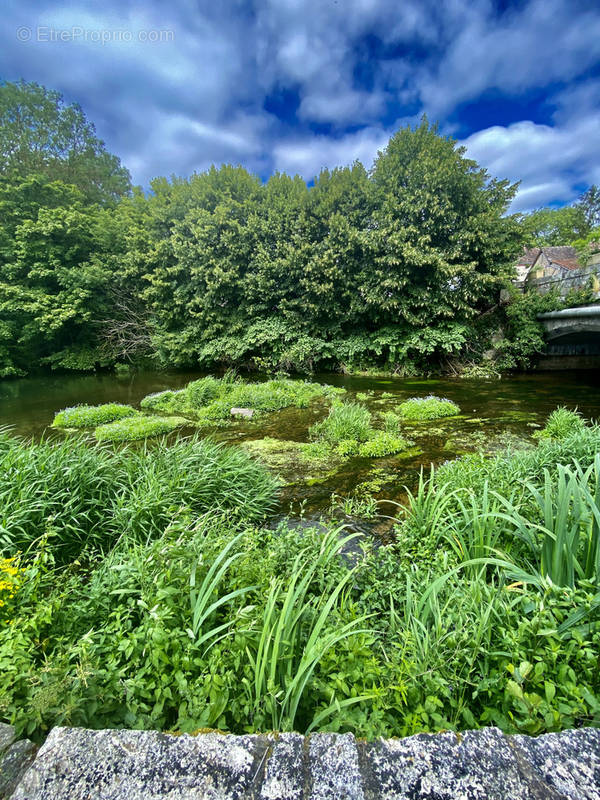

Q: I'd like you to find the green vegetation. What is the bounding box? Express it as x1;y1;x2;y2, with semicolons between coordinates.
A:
52;403;138;429
308;402;411;457
0;82;524;378
535;407;586;440
94;415;189;442
398;395;461;420
141;375;343;421
0;432;278;565
309;401;373;444
1;413;600;740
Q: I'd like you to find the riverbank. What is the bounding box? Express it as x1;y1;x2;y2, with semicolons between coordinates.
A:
1;404;599;742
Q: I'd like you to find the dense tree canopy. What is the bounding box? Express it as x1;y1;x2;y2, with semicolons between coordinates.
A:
0;81;131;205
0;89;534;376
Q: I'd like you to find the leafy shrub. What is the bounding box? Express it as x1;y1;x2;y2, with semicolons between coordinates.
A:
536;407;586;440
398;396;460;420
52;403;138;429
309;402;373;444
94;415;189;442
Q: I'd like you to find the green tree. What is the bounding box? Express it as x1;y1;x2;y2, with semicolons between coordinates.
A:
0;80;131;204
0;174;121;375
521;206;589;246
577;185;600;230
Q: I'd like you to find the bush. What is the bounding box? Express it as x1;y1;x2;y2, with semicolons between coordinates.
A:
52;403;138;429
398;395;460;420
95;415;189;442
309;402;373;444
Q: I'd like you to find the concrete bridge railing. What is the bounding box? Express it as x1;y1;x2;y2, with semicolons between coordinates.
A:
2;723;600;799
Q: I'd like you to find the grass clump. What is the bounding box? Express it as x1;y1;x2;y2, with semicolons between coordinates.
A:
357;433;410;458
535;407;586;440
95;415;189;442
140;375;344;422
140;389;189;415
0;432;278;564
398;395;460;420
52;403;138;429
309;401;373;444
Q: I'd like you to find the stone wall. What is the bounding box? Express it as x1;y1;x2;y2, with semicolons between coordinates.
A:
3;724;600;799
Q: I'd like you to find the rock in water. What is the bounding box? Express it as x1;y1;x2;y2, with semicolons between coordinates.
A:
231;407;254;418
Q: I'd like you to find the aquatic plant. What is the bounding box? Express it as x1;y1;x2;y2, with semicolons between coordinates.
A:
94;415;189;442
397;395;460;420
52;403;138;429
536;407;586;441
309;401;373;444
357;433;410;458
140;376;344;422
140;389;189;414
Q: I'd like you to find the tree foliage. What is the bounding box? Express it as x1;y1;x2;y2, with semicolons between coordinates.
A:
0;99;525;376
0;80;131;205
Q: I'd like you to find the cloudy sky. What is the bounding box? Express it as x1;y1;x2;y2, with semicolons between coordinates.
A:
2;0;599;212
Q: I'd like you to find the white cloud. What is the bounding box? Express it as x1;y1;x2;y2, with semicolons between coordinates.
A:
463;113;600;212
273;126;389;178
419;0;600;117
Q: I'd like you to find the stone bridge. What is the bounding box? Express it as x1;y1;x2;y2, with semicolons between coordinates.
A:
2;723;600;799
538;304;600;358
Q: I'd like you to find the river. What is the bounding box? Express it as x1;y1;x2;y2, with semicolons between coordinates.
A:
2;369;600;520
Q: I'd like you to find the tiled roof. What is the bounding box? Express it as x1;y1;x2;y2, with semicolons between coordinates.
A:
515;247;540;266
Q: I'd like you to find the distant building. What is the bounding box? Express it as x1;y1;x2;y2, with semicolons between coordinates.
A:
513;246;600;298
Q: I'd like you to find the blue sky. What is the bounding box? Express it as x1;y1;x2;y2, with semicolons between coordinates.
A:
2;0;599;212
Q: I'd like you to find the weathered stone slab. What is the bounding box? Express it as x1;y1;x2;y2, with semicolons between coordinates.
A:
0;739;36;799
308;732;364;800
8;725;600;799
511;728;600;800
0;727;15;756
360;727;548;800
259;732;304;800
10;727;269;800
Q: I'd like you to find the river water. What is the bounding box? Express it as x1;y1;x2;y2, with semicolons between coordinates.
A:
2;369;599;517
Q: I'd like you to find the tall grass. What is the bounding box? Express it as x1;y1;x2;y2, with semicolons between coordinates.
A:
309;401;373;444
244;526;371;731
0;432;279;563
496;456;600;590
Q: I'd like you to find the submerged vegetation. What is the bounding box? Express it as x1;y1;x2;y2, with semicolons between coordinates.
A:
1;407;599;741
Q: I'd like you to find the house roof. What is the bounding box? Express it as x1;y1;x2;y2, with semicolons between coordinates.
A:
538;246;580;271
515;246;581;281
515;247;540;267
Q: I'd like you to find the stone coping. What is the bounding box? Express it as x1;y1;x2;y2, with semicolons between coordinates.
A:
2;724;600;799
